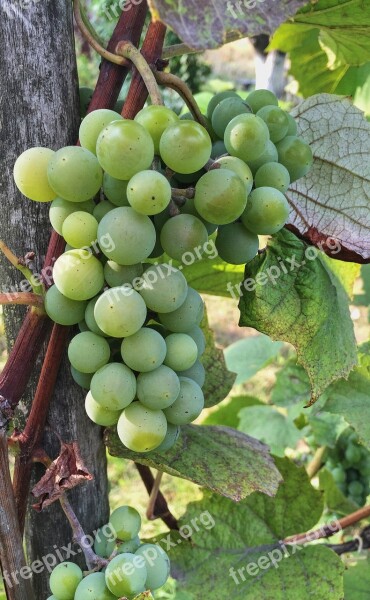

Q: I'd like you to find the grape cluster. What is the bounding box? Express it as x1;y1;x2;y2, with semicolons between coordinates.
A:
47;505;170;599
325;428;370;506
13;88;313;454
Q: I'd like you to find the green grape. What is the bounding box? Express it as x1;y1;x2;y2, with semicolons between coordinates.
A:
94;526;116;558
211;140;227;159
256;105;289;143
331;467;346;484
246;89;278;113
94;286;147;338
78;320;89;332
211;97;251;139
187;326;206;356
49;197;95;235
194;169;247;225
98;207;156;265
158;287;204;333
47;146;103;202
117;402;167;452
127;170;171;216
246;140;278;175
109;506;141;541
159;121;212;174
85;390;122;426
216;222;259;265
90;363;136;411
49;562;83;600
138;264;188;313
96;120;154;180
104;261;143;288
154;422;180;452
71;366;93;390
224;114;270;162
207;90;239;120
160;214;209;262
164;377;204;425
45;285;87;326
164;333;198;371
180;198;217;235
348;481;364;496
180;112;217;141
254;162;290;193
93;200;115;222
137;365;180;410
345;445;363;464
103;173;129;206
135;544;170;591
79;109;123;154
75;572;116;600
14;147;57;202
117;535;141;554
214;156;253;195
134;105;179;153
62;211;98;248
177;360;206;387
53;250;104;301
346;467;360;482
276;136;313;182
242;187;290;235
84;296;108;337
286;113;298;136
105;553;147;598
68;332;110;373
121;328;167;372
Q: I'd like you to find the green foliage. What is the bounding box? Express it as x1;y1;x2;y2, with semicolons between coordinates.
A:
224;334;283;385
318;469;358;516
202;396;262;428
238;405;303;456
343;558;370;599
165;32;211;94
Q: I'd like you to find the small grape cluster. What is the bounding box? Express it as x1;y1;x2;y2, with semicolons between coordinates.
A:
325;428;370;506
13;88;313;454
47;505;170;599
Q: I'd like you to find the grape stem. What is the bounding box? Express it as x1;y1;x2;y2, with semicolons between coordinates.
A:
146;470;164;521
135;464;179;530
306;445;327;479
171;187;195;200
0;292;44;312
0;240;45;296
116;41;164;106
161;32;243;60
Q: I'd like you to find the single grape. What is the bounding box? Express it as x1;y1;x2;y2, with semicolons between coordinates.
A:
214;155;253;195
254;162;290;193
109;506;141;542
177;360;206;387
96;120;154;180
104;261;143;289
134;105;179;153
49;197;95;235
45;285;87;326
98;207;156;265
348;481;364;496
94;526;116;559
164;333;198;372
211;139;227;159
137;264;188;313
116;535;141;554
158;287;204;333
246;139;278;175
256;105;289;143
154;423;181;453
121;328;167;372
345;445;363;464
224;114;270;162
79;109;123;154
53;250;104;301
216;222;259;265
94;287;147;338
180;198;217;235
164;377;204;425
137;365;181;410
211;97;251;138
160;214;209;262
14;147;57;202
286;113;298;136
62;211;98;249
276;135;313;182
68;332;110;373
47;146;103;202
49;562;83;600
135;544;170;591
331;467;346;484
194;169;247;225
187;326;206;356
127;170;171;215
159;121;212;174
85;390;122;426
105;553;147;598
71;366;93;390
103;173;129;206
246;89;278;113
117;402;167;452
93;200;115;222
74;572;116;600
78;320;89;333
207;90;239;120
242;187;290;235
90;363;136;411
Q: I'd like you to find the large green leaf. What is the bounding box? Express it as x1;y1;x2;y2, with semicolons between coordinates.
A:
169;458;344;599
149;0;308;51
318;468;358;516
182;254;244;297
224;334;283;385
105;424;282;501
239;229;357;403
308;411;347;448
202;395;262;428
343;557;370;599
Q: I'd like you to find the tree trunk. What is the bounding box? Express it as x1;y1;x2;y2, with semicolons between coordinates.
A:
0;2;110;598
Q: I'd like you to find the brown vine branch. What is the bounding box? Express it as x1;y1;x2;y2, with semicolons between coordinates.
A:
0;241;44;296
135;464;179;530
116;41;164;107
0;292;44;311
327;525;370;555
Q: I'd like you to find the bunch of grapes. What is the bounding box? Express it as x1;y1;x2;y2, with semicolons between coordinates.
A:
13;88;313;454
325;428;370;506
47;505;170;599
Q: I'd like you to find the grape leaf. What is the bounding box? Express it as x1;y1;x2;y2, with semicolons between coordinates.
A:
202;395;262;428
105;424;282;501
287;94;370;263
182;253;245;297
271;361;311;408
148;0;307;51
318;468;358;516
169;458;344;599
224;334;283;385
238;229;357;403
343;557;370;599
308;411;347;448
